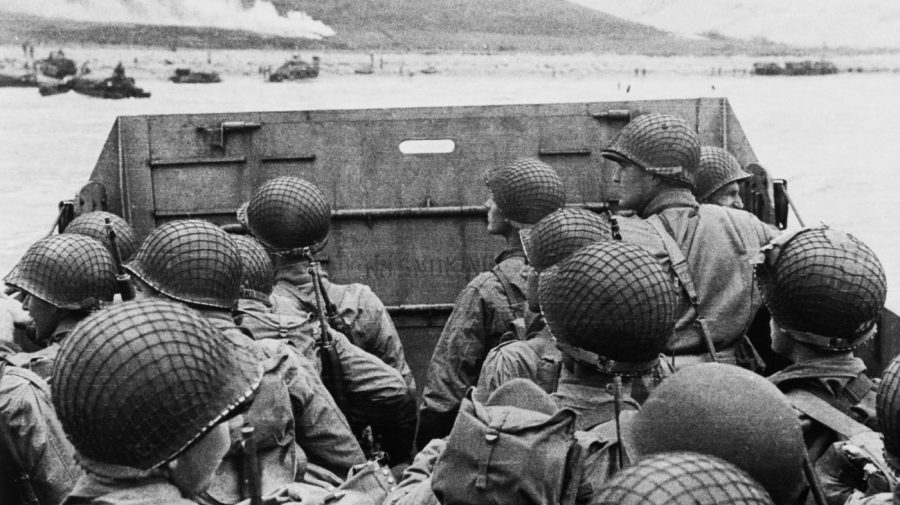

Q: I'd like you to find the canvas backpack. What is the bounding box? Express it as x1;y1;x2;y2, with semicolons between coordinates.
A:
431;388;623;505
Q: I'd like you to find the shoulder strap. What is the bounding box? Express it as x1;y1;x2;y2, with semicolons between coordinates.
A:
843;372;876;405
647;214;722;359
787;389;871;438
646;214;699;306
491;262;525;321
590;410;638;467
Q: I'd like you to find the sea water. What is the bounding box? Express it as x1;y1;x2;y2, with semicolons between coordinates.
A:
2;70;898;308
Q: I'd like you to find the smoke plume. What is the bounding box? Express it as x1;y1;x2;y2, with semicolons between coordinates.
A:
3;0;334;39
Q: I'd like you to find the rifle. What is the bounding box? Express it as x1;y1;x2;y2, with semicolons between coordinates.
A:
105;217;135;301
304;248;349;415
241;425;263;505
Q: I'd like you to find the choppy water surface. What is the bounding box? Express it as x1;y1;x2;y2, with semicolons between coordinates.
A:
2;70;899;308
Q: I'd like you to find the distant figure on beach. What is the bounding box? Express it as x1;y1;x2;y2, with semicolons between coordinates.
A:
626;84;631;93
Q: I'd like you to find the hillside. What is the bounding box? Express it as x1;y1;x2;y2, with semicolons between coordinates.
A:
0;0;799;55
570;0;900;50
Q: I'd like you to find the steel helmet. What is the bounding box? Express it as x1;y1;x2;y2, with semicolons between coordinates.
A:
246;176;331;252
124;219;243;310
539;241;678;366
521;208;611;272
601;113;701;188
756;226;886;350
64;211;138;261
876;355;900;472
590;452;774;505
4;234;117;310
231;234;274;297
485;158;566;225
694;146;751;202
633;363;806;505
51;299;262;470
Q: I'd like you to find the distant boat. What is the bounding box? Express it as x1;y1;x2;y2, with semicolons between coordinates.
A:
36;51;77;80
752;60;839;76
420;65;438;75
169;68;221;83
69;75;151;99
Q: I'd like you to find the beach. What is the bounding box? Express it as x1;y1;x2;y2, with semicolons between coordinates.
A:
4;44;900;81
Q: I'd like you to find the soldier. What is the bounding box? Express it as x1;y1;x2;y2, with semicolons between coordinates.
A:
591;452;775;505
690;147;788;373
693;146;751;209
476;207;611;398
540;240;679;429
231;233;417;466
633;363;808;505
817;354;900;505
601;113;779;369
0;306;80;505
241;177;416;393
761;227;885;466
418;157;565;447
240;177;417;464
123;220;365;501
53;300;263;504
3;234;117;379
63;210;139;261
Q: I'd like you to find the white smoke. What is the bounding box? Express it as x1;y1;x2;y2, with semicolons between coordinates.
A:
2;0;335;39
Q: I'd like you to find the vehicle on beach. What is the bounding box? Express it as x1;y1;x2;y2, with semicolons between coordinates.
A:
269;55;320;81
50;97;900;388
169;68;222;84
0;72;38;88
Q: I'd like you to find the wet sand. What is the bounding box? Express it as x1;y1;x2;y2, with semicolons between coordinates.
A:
2;44;900;81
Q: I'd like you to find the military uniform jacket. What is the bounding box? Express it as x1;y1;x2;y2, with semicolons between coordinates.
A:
271;263;415;390
769;355;878;463
476;318;561;400
0;358;80;505
62;463;197;505
550;363;670;431
203;311;365;483
237;297;417;465
630;188;778;354
418;248;529;445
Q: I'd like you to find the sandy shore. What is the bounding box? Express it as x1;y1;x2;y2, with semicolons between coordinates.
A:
2;44;900;81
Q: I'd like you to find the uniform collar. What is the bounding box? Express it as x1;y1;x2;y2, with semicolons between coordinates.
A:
495;247;526;264
640;187;699;218
769;355;865;384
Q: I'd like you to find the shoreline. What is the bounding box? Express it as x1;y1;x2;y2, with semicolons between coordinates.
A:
3;44;900;82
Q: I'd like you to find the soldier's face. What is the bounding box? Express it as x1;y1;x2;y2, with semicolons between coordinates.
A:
485;197;511;235
613;161;656;211
23;294;60;344
707;182;744;209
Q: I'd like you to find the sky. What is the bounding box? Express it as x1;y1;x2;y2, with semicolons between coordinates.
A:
570;0;900;49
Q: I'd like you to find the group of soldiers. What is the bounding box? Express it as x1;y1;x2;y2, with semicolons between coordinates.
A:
0;112;895;505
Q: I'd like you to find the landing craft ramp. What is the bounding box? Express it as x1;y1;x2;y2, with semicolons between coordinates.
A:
77;97;896;388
